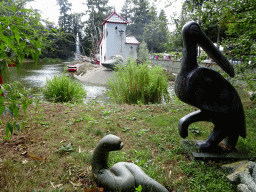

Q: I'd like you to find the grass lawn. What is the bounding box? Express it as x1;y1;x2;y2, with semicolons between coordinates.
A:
0;88;255;191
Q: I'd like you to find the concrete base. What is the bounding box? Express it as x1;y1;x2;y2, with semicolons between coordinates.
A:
181;140;252;161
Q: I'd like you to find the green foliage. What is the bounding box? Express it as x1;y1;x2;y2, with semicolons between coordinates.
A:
107;58;170;104
41;58;63;64
142;8;170;53
138;40;150;63
194;0;256;90
180;161;234;191
167;0;256;90
0;0;48;139
83;0;113;57
123;0;169;52
57;143;74;154
1;82;34;139
135;185;143;192
42;74;86;103
0;0;48;67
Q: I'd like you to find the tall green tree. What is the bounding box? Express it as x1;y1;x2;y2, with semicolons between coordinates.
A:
120;0;133;22
56;0;85;58
127;0;154;43
83;0;112;57
157;9;170;52
167;0;204;52
123;0;169;53
168;0;256;89
57;0;72;31
141;5;158;52
195;0;256;90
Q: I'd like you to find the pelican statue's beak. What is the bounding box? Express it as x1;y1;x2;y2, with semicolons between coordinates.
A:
195;25;235;78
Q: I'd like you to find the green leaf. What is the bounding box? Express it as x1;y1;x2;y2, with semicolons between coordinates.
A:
9;104;19;119
6;122;13;136
21;122;25;130
135;185;143;192
58;143;74;153
15;32;20;44
6;4;17;12
0;104;5;115
22;103;28;116
52;28;58;33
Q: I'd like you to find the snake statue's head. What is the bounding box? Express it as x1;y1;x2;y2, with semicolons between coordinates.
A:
98;134;123;152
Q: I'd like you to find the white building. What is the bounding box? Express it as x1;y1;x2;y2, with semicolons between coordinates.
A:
98;11;141;65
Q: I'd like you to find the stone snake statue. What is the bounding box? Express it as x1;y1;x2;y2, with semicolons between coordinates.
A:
91;134;168;192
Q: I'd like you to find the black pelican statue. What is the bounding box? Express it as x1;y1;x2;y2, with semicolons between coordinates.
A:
175;21;246;151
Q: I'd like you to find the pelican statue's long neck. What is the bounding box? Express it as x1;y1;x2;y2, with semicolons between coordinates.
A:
175;40;199;102
181;41;198;73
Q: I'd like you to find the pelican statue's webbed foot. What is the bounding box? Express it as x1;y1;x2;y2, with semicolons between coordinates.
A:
196;128;227;152
196;129;239;152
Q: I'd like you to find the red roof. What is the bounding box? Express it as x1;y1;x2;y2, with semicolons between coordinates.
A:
100;11;130;26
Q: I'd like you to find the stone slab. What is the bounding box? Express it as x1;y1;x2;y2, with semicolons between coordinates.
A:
181;140;253;161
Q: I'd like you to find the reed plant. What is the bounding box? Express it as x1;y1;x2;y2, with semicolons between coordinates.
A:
42;74;86;103
107;58;170;104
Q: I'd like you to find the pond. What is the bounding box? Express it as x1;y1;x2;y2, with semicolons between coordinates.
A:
1;62;110;103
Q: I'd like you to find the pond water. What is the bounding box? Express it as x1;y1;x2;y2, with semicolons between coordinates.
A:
1;61;175;104
1;62;110;103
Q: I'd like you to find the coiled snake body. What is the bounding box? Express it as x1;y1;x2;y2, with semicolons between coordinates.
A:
91;134;168;192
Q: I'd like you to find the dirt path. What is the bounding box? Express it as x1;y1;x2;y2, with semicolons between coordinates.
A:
73;62;114;86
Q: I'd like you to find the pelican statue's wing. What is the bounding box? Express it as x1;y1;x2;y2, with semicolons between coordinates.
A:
187;67;246;137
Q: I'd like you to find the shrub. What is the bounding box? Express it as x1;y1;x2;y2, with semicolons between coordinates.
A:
107;58;170;104
1;81;34;139
41;58;63;64
138;40;150;63
42;74;86;103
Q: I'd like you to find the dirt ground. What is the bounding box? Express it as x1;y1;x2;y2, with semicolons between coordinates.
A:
70;62;114;85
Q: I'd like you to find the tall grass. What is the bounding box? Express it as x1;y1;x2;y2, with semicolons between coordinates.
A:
42;74;86;103
107;58;170;104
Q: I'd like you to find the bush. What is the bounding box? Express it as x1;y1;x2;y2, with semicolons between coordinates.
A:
42;74;86;103
107;58;170;104
41;58;63;64
138;40;150;63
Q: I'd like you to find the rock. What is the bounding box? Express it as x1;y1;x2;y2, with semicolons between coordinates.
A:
239;172;256;192
222;160;250;174
76;62;98;76
252;165;256;183
222;161;256;192
248;91;256;101
237;184;251;192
